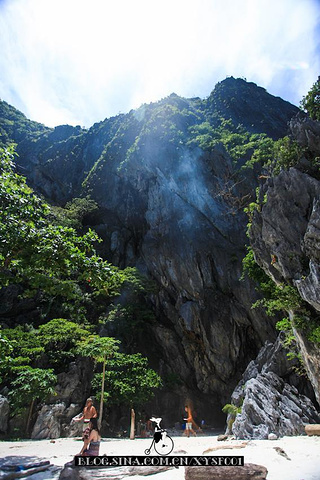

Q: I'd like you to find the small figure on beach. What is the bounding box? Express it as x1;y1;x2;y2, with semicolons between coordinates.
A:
78;417;101;456
74;398;97;436
182;405;197;437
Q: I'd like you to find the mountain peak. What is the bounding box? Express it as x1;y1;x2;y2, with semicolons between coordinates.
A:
207;77;300;139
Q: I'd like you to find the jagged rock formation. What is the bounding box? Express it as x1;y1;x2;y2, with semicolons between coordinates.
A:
2;77;316;432
250;167;320;304
249;117;320;404
229;335;320;439
233;372;319;439
31;358;94;439
31;402;83;439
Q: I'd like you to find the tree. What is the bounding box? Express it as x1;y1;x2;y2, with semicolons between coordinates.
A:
301;77;320;121
37;319;92;370
0;329;13;384
0;145;125;322
78;336;120;428
92;352;162;408
9;367;57;435
49;196;98;230
1;325;44;372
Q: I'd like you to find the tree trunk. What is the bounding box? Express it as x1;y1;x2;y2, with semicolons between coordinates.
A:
26;398;35;436
130;408;135;439
98;354;106;430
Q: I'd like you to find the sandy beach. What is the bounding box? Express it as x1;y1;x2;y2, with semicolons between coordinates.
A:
1;434;320;480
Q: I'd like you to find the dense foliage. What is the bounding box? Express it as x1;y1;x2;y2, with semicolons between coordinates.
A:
0;146;161;434
92;352;162;408
0;100;49;147
0;145;126;323
300;77;320;121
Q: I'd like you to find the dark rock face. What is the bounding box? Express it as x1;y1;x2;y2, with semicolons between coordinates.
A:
230;336;320;439
91;140;278;423
250;168;320;292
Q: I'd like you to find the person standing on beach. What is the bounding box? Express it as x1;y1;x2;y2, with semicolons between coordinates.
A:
182;405;197;437
74;398;97;436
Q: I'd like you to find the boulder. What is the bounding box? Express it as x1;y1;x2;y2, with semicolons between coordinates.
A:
305;424;320;435
31;403;66;439
185;463;268;479
31;402;85;439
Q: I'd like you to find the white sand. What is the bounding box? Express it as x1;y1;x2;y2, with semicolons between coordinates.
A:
1;434;320;480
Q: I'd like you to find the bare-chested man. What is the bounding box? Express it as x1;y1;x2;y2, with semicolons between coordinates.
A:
75;398;97;434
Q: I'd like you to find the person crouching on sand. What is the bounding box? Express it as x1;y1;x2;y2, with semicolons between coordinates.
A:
78;418;101;456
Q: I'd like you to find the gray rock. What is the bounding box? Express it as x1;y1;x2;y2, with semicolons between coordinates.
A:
31;402;86;439
0;395;9;433
31;403;67;439
249;165;320;404
289;115;320;156
232;371;320;439
185;463;268;479
29;357;95;439
227;335;320;439
53;358;93;405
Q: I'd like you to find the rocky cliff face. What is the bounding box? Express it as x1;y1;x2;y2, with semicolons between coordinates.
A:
2;77;313;429
249;117;320;405
229;334;320;439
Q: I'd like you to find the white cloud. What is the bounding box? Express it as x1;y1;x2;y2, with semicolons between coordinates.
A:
0;0;319;127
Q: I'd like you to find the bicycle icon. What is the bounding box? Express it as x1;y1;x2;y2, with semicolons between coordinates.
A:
144;417;174;456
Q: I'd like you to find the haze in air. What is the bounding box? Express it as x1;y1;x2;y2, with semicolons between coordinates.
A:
0;0;319;127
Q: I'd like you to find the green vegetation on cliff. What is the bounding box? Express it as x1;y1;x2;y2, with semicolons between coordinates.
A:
242;76;320;361
301;77;320;121
0;145;161;434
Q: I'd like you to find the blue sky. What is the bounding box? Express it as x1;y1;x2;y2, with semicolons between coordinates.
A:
0;0;319;128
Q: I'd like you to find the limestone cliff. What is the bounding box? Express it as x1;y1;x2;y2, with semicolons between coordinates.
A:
2;77;312;428
249;116;320;404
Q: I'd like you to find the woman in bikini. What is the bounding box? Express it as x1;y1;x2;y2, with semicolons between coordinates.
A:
78;417;101;456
